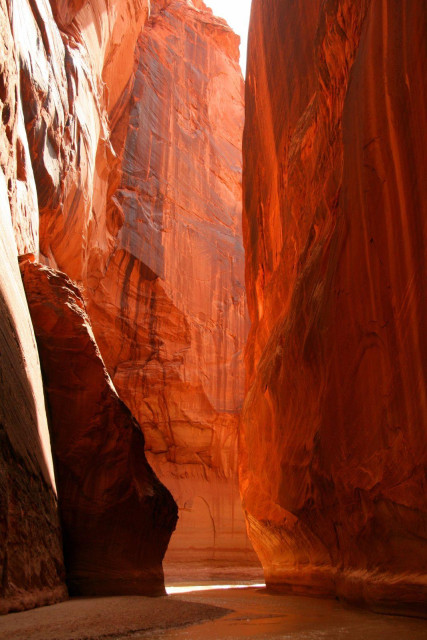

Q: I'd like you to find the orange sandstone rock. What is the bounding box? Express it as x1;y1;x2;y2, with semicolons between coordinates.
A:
21;261;178;596
3;0;256;592
2;0;181;602
15;0;150;279
0;0;66;612
82;0;256;574
242;0;427;615
0;187;66;614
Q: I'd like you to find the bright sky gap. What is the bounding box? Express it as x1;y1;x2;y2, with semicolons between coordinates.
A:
203;0;252;76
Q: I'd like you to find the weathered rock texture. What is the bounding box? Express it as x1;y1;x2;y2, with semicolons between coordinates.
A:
21;261;177;596
0;186;66;614
1;0;182;606
90;0;253;572
242;0;427;616
0;0;66;613
18;0;150;279
36;0;256;574
2;0;255;598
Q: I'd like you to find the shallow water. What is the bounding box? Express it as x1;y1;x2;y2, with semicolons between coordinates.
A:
141;587;427;640
1;585;426;640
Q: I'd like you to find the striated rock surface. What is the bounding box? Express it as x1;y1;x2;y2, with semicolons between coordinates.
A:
35;0;256;574
87;0;254;573
0;0;66;613
15;0;150;279
2;0;256;594
242;0;427;615
0;184;66;614
21;261;178;596
1;0;183;606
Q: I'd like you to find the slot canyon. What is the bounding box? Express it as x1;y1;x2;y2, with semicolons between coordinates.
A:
0;0;426;638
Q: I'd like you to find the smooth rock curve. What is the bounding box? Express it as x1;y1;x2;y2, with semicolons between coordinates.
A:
21;261;178;596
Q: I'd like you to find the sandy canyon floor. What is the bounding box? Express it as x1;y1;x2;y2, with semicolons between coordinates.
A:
1;586;426;640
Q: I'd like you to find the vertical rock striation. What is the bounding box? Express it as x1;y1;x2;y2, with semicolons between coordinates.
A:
242;0;427;615
0;0;66;612
1;0;255;600
21;261;177;596
0;190;66;614
38;0;256;576
1;0;180;607
92;0;252;573
16;0;150;279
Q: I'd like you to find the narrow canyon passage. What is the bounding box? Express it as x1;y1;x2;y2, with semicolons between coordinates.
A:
0;0;426;633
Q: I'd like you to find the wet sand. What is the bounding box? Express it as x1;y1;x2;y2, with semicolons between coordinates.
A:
0;594;230;640
1;586;426;639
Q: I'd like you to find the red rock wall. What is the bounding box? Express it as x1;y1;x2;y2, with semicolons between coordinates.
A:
16;0;150;279
2;0;256;595
0;0;66;612
96;0;254;574
0;195;66;614
21;261;177;596
242;0;427;615
38;0;257;576
1;0;180;607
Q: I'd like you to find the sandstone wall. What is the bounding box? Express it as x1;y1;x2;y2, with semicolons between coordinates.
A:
0;0;182;607
0;181;66;614
37;0;257;576
0;0;66;612
242;0;427;615
21;261;177;596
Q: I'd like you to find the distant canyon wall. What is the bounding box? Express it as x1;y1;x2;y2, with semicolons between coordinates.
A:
89;0;253;572
242;0;427;616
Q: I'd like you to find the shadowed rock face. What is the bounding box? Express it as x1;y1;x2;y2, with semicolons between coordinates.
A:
242;0;427;615
21;261;178;596
0;0;66;613
0;194;66;614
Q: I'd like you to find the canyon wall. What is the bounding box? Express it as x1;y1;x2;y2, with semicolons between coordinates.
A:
0;178;66;614
38;0;256;577
21;261;177;596
242;0;427;615
0;0;66;613
1;0;256;605
93;0;253;576
0;0;180;608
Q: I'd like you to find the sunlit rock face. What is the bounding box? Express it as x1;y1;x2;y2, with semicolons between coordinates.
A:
82;0;255;573
15;0;254;575
21;261;178;596
0;0;66;613
18;0;150;279
242;0;427;615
